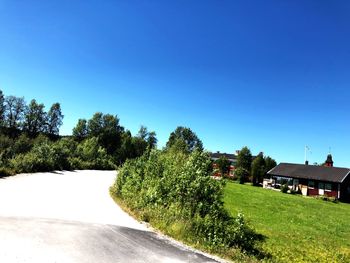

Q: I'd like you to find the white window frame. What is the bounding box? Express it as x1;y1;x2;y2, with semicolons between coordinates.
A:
308;180;314;189
325;183;332;192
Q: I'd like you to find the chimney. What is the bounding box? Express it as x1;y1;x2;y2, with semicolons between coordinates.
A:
305;160;309;165
325;154;334;167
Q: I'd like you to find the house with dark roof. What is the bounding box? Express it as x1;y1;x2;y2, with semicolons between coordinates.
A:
210;151;237;177
267;155;350;201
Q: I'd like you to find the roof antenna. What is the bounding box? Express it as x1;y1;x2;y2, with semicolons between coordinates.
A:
329;147;332;154
305;146;311;165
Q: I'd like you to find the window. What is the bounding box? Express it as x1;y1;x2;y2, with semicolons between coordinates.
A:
308;180;314;189
325;183;332;192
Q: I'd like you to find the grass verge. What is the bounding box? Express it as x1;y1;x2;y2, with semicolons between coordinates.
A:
110;187;262;263
224;181;350;262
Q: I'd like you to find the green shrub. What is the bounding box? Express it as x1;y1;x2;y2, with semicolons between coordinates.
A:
111;149;262;255
74;137;115;170
281;184;289;193
235;167;248;184
0;167;15;177
290;189;300;195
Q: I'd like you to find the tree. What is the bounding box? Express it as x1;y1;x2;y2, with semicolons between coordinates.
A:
46;103;63;136
4;96;26;130
264;156;277;178
99;113;124;154
23;99;46;135
86;112;124;154
117;130;134;163
147;131;157;149
137;125;157;149
215;156;231;177
236;146;252;175
137;125;148;140
72;119;88;141
166;126;203;153
251;152;265;185
235;167;248;184
0;90;5;126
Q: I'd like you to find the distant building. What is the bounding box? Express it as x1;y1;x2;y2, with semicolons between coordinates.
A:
267;154;350;201
210;151;237;177
210;150;258;178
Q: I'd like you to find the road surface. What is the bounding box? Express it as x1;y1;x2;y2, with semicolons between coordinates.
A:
0;170;221;263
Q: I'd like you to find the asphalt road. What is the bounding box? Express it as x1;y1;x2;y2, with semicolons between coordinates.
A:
0;170;221;263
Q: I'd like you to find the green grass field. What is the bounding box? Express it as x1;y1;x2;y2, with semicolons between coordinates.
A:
224;181;350;262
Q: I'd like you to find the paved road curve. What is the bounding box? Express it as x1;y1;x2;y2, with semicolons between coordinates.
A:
0;171;221;263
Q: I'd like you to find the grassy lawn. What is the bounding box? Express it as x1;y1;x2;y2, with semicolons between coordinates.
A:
224;181;350;263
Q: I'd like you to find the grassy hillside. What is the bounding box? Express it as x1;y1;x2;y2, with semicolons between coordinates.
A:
224;181;350;263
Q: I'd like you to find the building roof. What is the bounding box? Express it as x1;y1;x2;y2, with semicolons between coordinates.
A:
210;152;237;162
268;163;350;183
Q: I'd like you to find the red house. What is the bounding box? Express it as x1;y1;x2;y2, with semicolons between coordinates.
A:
210;152;237;177
267;155;350;201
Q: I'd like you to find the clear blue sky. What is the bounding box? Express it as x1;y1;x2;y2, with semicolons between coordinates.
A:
1;0;349;167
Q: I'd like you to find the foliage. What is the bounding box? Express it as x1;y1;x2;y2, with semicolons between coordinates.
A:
46;103;63;136
166;126;203;153
224;181;350;263
235;167;249;184
23;99;46;135
0;167;15;177
264;156;277;173
10;137;55;173
72;119;88;141
215;156;231;177
4;95;26;130
74;137;115;170
0;90;5;125
251;152;265;185
0;90;63;137
0;89;156;173
236;146;252;176
111;149;263;258
281;184;289;193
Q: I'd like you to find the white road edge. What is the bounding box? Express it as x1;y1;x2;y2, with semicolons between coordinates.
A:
0;170;227;263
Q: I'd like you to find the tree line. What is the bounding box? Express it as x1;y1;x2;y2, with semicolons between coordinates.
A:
0;90;63;138
0;89;276;182
0;90;159;176
214;146;277;185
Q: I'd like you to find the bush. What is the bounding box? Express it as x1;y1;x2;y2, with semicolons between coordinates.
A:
10;140;55;173
235;167;248;184
111;149;262;255
74;137;115;170
0;167;15;177
281;184;289;193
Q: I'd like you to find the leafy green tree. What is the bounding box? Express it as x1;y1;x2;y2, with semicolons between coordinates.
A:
251;152;265;185
4;96;26;130
264;156;277;172
166;126;203;153
236;146;252;175
215;156;231;177
46;103;63;136
23;99;46;135
235;167;248;184
137;125;148;140
147;131;157;149
87;113;124;154
12;133;33;156
136;125;157;150
264;156;277;178
0;90;5;126
72;119;88;141
75;137;113;169
117;130;134;163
